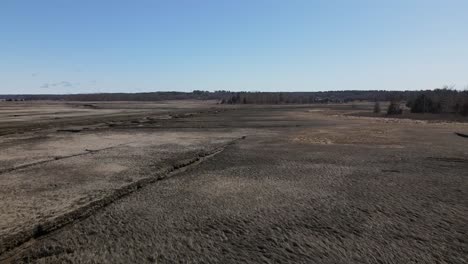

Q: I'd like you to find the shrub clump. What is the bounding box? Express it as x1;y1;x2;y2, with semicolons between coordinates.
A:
373;101;381;113
387;101;402;115
408;94;441;113
454;98;468;116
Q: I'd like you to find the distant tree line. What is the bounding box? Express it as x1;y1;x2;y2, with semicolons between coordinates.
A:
0;91;217;101
2;88;468;116
218;90;412;104
405;88;468;116
0;89;429;102
219;89;468;116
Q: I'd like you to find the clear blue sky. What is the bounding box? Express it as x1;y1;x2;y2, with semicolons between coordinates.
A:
1;0;467;94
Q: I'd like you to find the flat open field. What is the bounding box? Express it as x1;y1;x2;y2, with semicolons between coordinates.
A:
0;101;467;263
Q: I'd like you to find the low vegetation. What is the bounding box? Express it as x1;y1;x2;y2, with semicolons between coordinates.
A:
373;101;381;113
387;101;403;115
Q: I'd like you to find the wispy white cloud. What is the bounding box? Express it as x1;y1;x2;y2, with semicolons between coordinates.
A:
40;81;78;89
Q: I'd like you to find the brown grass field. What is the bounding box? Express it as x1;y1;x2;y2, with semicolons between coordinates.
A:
0;100;467;263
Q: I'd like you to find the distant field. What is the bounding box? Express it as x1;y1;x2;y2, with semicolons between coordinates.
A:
0;101;467;263
0;100;220;135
